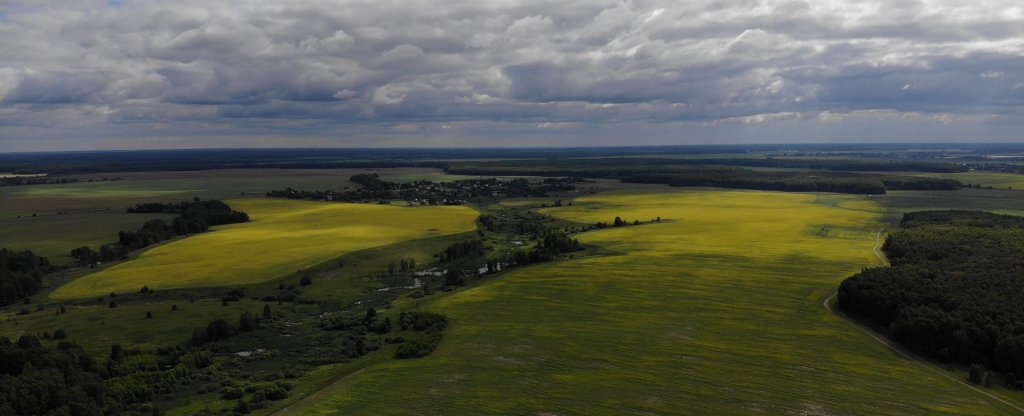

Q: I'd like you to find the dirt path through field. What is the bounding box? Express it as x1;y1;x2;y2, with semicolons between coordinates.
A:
824;226;1024;414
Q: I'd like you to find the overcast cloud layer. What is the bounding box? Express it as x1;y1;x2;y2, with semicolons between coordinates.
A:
1;0;1023;151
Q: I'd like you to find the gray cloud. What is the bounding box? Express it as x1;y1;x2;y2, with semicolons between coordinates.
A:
1;0;1023;150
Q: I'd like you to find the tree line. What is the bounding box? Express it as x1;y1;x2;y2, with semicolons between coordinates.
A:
71;199;249;265
838;210;1024;389
446;160;962;195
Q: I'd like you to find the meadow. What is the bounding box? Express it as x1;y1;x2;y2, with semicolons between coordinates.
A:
911;171;1024;191
872;188;1024;222
278;189;1023;415
0;167;450;263
0;211;177;264
49;198;479;299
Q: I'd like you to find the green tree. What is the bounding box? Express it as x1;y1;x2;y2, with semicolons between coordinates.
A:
239;311;256;332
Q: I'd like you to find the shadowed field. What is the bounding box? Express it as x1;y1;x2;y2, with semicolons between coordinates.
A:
277;189;1022;415
50;199;479;299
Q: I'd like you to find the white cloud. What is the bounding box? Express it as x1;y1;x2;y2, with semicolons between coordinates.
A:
0;0;1023;149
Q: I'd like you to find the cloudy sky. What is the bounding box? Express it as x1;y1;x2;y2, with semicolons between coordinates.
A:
1;0;1023;151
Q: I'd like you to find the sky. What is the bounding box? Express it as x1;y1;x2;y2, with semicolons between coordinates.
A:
1;0;1023;151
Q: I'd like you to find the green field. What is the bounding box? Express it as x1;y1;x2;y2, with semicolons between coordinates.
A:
50;199;479;299
871;188;1024;222
912;171;1024;191
0;167;463;263
0;211;177;264
0;168;446;217
278;189;1022;415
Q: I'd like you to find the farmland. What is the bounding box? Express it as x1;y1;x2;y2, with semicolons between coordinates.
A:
50;199;479;299
911;171;1024;191
0;167;449;264
278;189;1023;415
5;147;1024;415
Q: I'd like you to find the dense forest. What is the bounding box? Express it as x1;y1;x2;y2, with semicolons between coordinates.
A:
838;210;1024;388
0;249;51;306
72;200;249;265
0;336;107;415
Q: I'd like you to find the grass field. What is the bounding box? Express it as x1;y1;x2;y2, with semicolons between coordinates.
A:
0;211;177;264
0;168;446;217
871;188;1024;222
0;299;260;354
0;168;459;263
911;171;1024;191
277;189;1022;415
49;199;479;299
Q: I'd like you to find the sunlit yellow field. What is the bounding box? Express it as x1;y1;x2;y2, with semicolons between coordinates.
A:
50;199;479;299
279;189;1022;415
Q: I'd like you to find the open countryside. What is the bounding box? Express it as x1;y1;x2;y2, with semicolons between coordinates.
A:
4;0;1024;413
51;199;479;299
278;190;1022;415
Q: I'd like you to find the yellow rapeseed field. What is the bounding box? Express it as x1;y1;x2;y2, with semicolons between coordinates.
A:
279;189;1022;415
50;199;478;299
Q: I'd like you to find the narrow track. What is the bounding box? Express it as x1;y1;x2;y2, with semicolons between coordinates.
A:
824;225;1024;414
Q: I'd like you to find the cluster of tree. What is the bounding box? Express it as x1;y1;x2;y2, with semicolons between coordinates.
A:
478;211;551;236
315;308;395;363
387;258;417;276
127;199;250;231
899;210;1024;229
0;335;107;415
838;210;1024;388
395;312;448;358
1;176;122;187
190;319;238;346
0;333;230;415
220;383;292;414
188;307;270;346
71;200;249;265
0;176;79;186
349;173;396;191
104;344;215;412
438;240;486;263
0;248;51;306
538;232;582;254
475;232;583;280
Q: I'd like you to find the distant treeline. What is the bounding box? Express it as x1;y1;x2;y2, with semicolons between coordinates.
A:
447;160;961;194
269;175;581;205
0;249;51;306
653;157;968;173
0;176;78;186
0;147;751;175
71;200;249;265
4;146;992;175
0;176;121;187
839;211;1024;388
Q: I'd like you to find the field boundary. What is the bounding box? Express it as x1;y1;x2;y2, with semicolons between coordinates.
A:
824;226;1024;414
